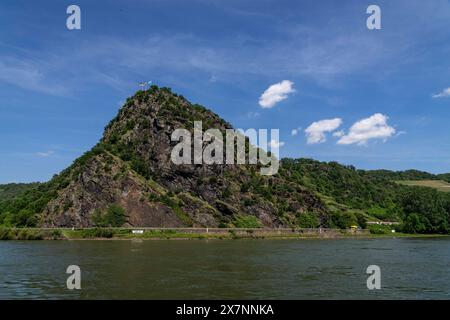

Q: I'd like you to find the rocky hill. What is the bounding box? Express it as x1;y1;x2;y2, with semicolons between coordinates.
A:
6;86;325;228
1;86;449;233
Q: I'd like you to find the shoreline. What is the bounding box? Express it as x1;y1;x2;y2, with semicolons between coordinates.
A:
1;227;449;241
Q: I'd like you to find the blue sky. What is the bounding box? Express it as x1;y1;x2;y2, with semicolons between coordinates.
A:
1;0;450;183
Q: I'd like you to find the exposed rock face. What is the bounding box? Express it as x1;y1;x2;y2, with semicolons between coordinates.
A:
41;86;327;227
42;153;184;227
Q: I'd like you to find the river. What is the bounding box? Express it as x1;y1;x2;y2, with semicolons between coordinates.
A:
0;238;449;299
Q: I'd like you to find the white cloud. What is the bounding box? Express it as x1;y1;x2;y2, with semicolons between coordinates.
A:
0;58;67;96
291;127;302;136
337;113;396;146
36;151;55;158
332;130;345;138
305;118;343;144
432;87;450;98
259;80;295;108
268;139;285;148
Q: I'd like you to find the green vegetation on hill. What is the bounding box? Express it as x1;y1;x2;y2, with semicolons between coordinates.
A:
0;181;62;227
437;174;450;183
396;180;450;192
0;145;106;227
281;159;398;211
278;158;450;234
0;183;41;201
398;187;450;233
365;169;438;181
364;169;450;184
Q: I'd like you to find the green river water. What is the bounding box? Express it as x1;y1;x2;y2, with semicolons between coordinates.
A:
0;238;449;299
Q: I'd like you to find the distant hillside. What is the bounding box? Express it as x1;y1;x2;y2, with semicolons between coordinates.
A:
437;174;450;183
364;169;450;183
0;183;40;201
0;86;449;234
365;169;438;181
396;180;450;193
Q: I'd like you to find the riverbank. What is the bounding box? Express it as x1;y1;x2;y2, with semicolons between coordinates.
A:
1;227;448;240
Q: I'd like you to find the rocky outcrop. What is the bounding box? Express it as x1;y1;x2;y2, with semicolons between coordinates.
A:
40;86;327;227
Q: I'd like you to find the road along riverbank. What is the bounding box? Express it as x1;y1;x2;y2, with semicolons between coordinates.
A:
1;227;448;240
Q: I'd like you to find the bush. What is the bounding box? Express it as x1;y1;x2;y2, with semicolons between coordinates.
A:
0;227;11;240
91;209;105;227
222;187;232;199
356;213;368;229
331;212;358;229
368;224;393;234
232;215;262;228
243;198;256;207
0;228;44;240
91;205;126;227
50;229;63;240
17;229;43;240
297;212;320;228
105;205;126;227
400;213;428;234
81;228;114;238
